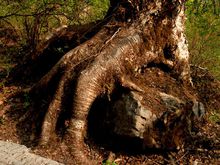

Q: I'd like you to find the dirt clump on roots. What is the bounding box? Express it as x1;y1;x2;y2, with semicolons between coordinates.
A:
0;0;220;164
0;64;220;164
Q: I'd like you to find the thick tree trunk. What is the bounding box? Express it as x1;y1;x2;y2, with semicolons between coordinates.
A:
20;0;202;164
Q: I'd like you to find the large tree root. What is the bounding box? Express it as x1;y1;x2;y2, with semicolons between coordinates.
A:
31;27;113;92
20;1;198;164
39;27;159;164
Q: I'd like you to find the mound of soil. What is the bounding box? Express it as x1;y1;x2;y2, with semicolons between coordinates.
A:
0;65;220;164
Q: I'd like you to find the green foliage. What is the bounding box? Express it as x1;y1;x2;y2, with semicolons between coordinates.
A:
0;0;110;53
209;111;220;124
23;93;31;109
0;54;14;79
185;0;220;79
0;117;4;125
102;160;118;165
88;0;110;21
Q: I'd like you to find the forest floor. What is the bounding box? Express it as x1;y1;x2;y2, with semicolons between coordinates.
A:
0;46;220;165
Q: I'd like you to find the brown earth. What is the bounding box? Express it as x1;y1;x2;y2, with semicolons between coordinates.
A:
0;59;220;164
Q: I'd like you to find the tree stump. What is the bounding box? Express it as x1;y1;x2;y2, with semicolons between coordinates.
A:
18;0;205;164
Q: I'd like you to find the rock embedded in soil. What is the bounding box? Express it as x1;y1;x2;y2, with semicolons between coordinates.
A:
111;80;197;150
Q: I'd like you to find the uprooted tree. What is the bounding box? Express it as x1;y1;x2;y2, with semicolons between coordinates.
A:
19;0;205;164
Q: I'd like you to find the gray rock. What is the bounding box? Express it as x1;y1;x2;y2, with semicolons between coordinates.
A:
112;91;157;138
192;101;205;118
0;141;63;165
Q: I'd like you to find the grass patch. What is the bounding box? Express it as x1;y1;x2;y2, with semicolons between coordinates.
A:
209;111;220;124
186;1;220;80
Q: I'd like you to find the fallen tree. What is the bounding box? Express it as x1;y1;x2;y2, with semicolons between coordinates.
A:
19;0;205;164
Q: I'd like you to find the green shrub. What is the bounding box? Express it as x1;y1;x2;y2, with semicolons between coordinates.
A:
186;0;220;79
0;0;110;55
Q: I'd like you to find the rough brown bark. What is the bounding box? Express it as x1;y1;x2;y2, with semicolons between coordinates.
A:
20;0;202;164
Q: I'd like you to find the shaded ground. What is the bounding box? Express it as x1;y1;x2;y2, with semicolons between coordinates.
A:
0;27;220;164
0;50;220;164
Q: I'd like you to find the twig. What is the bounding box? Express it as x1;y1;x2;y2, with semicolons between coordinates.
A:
174;151;189;164
105;27;121;45
99;27;122;52
190;64;208;71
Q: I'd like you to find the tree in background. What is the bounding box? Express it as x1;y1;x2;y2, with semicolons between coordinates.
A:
0;0;109;59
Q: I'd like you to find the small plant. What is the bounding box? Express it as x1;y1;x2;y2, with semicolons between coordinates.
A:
209;111;220;124
0;117;4;125
0;81;5;89
102;160;118;165
23;93;31;109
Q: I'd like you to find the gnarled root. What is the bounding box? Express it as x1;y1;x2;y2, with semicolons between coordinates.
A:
21;4;193;162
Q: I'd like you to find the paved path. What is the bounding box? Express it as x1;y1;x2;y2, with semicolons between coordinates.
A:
0;141;64;165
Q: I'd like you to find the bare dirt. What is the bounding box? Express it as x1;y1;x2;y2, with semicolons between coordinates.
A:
0;57;220;164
